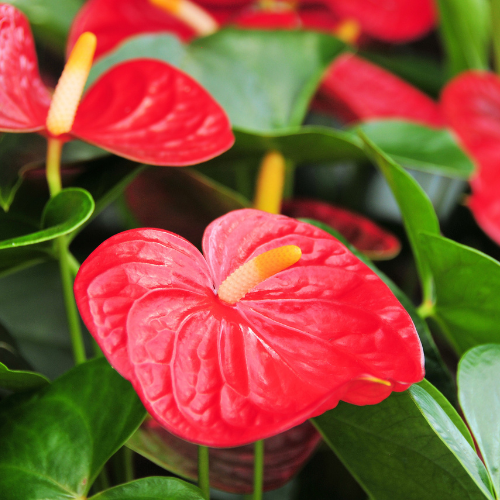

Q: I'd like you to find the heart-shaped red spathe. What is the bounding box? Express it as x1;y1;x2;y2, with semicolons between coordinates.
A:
75;209;424;447
0;4;51;132
315;54;445;127
72;59;234;166
67;0;197;61
281;199;401;260
327;0;436;42
442;71;500;244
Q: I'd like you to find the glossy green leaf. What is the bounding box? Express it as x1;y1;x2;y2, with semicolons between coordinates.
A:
301;218;455;402
0;361;49;392
89;477;204;500
0;188;94;249
356;120;474;179
0;358;146;499
88;31;345;132
436;0;490;76
359;132;440;303
420;233;500;354
4;0;84;52
459;344;500;497
313;380;491;500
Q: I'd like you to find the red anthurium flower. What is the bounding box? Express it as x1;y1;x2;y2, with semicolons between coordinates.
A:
136;419;321;492
314;53;445;128
281;198;401;260
74;209;424;447
0;4;233;166
441;71;500;244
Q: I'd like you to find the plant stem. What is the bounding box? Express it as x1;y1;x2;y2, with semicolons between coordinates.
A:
493;0;500;75
251;440;265;500
112;446;134;485
46;138;63;197
198;445;210;500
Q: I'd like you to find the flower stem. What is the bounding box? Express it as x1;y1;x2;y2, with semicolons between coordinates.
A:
198;445;210;499
46;138;63;197
251;440;265;500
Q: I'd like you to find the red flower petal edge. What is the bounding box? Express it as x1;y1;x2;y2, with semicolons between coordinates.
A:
134;418;321;493
67;0;197;61
72;59;234;166
442;71;500;244
314;54;445;127
0;5;51;131
281;199;401;260
328;0;436;42
74;209;424;446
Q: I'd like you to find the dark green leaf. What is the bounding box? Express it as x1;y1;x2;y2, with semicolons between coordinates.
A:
0;361;49;392
4;0;84;52
301;218;455;402
88;31;345;132
313;381;491;500
0;358;146;499
436;0;490;76
359;132;440;303
420;233;500;354
89;477;204;500
356;120;474;179
458;344;500;498
0;188;94;249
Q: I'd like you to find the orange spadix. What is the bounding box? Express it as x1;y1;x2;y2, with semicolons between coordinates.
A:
254;150;286;214
218;245;302;304
46;32;97;136
335;19;361;44
150;0;218;36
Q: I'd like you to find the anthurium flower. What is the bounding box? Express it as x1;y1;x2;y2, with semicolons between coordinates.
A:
0;4;234;166
134;419;321;492
281;198;401;260
313;53;445;128
441;71;500;245
74;209;424;447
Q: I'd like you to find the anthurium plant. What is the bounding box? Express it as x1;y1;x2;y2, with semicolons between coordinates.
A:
1;1;500;500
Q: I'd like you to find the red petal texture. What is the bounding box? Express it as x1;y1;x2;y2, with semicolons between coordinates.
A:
67;0;196;61
281;199;401;260
442;71;500;244
314;54;445;127
232;8;302;30
297;4;341;33
71;59;234;166
75;210;424;446
0;5;51;132
327;0;436;42
136;419;321;493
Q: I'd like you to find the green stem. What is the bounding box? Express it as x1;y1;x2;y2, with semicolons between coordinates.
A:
112;446;134;485
58;236;86;365
46;138;63;197
252;440;264;500
198;445;210;500
92;466;111;493
493;0;500;75
67;251;80;278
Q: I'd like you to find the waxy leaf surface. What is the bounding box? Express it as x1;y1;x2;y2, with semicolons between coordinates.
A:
0;357;146;500
314;380;492;500
0;5;51;131
75;209;424;447
0;361;49;392
459;344;500;498
129;419;321;493
74;59;234;166
420;233;500;355
88;477;205;500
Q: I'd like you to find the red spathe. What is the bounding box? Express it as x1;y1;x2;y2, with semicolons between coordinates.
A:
75;209;424;447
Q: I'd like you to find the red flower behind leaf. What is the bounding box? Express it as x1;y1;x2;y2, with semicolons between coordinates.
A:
0;4;234;166
74;209;424;447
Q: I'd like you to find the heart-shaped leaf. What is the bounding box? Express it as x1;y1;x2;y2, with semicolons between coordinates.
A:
88;477;204;500
359;132;440;303
87;31;345;133
0;357;146;499
0;188;94;250
313;380;493;500
0;362;49;392
356;120;474;179
458;344;500;498
420;233;500;354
